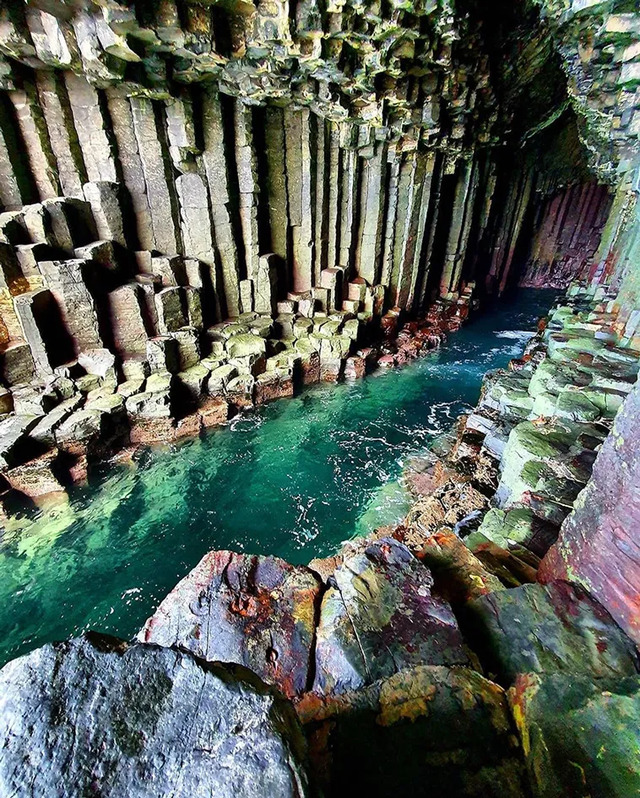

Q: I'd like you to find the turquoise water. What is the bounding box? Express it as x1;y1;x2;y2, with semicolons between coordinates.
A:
0;289;556;666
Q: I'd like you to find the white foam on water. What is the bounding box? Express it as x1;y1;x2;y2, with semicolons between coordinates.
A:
494;330;534;341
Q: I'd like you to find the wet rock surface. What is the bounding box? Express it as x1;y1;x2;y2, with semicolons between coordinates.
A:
139;551;322;699
539;375;640;648
2;285;640;797
312;538;470;696
509;672;640;798
0;634;311;798
415;528;506;605
465;581;640;685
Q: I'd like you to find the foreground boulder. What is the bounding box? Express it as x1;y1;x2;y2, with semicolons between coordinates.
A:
312;538;469;695
509;672;640;797
298;665;528;798
0;634;311;798
139;551;322;699
464;581;639;685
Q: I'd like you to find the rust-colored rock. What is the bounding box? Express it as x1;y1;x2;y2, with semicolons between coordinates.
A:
199;396;229;428
129;417;176;445
312;537;469;696
4;450;66;501
416;528;505;605
139;550;323;699
405;480;488;538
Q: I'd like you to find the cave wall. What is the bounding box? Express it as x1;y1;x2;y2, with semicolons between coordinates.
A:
0;0;636;439
524;1;640;653
0;0;615;348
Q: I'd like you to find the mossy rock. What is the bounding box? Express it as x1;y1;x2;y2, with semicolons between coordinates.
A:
226;333;267;359
466;581;640;686
496;423;576;506
502;390;534;413
594;345;640;368
555;389;601;422
518;459;555;489
547;332;605;360
528;361;591;398
473;507;558;558
530;391;560;418
509;672;640;798
580;386;627;418
506;422;574;461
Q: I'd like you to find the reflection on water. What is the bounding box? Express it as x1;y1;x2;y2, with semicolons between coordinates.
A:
0;289;557;665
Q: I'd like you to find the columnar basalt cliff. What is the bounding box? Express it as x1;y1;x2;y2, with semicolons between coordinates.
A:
2;0;640;797
0;0;631;500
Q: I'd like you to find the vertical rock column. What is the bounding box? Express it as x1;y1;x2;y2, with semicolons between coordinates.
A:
107;283;150;357
63;72;117;184
355;142;385;286
439;157;477;298
8;81;60;200
390;150;420;307
39;259;103;354
234;101;260;283
264;107;289;267
106;88;155;252
380;148;401;290
326;121;341;271
284;106;313;292
463;158;497;286
338;127;358;278
165;91;220;321
0;114;28;210
406;151;437;310
201;88;241;318
176;172;220;322
486;166;532;294
415;153;444;312
130;95;180;256
312;114;326;285
83;181;127;247
498;168;533;294
14;288;60;377
396;150;436;309
35;71;87;198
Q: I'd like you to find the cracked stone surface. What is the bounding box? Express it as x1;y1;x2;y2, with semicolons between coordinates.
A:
0;633;311;798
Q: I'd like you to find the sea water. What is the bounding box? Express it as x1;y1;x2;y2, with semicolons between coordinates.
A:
0;289;556;666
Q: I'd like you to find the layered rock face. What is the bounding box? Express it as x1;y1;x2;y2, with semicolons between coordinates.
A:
0;0;633;502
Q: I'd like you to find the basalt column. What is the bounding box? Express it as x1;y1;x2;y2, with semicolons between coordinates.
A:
0;0;629;472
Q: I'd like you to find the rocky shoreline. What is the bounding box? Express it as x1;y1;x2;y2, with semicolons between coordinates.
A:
2;283;640;796
0;270;473;512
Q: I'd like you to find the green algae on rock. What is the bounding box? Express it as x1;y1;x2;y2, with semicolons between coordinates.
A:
510;672;640;798
298;665;529;798
465;581;640;686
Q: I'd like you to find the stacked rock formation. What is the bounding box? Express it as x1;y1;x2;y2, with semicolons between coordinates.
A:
2;0;640;796
0;186;472;502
